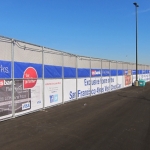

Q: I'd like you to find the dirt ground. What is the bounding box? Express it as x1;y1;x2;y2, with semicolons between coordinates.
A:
0;83;150;150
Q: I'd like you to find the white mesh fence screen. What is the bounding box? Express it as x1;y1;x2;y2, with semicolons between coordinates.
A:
78;57;90;68
91;58;101;69
14;41;42;64
110;61;117;69
44;48;62;66
117;62;123;69
102;60;109;69
0;38;11;61
63;54;76;68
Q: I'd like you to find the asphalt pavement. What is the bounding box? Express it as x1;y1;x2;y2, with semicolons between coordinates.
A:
0;83;150;150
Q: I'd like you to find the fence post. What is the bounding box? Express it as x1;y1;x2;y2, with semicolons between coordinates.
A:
109;61;111;92
11;39;15;118
76;56;78;100
90;57;91;96
42;46;45;109
62;52;64;104
116;61;118;86
101;59;102;93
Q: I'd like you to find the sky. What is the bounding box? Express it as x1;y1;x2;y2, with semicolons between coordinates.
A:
0;0;150;65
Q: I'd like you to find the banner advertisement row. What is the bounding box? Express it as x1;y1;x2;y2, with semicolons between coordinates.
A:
0;69;150;120
1;60;150;79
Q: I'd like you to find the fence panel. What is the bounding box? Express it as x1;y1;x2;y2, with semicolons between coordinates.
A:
14;41;43;117
91;58;101;96
0;38;13;120
43;48;63;107
63;54;77;102
77;57;90;99
101;60;110;93
110;61;117;91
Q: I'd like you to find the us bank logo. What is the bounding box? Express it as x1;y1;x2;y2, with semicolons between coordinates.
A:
50;94;58;103
91;70;101;76
0;80;15;88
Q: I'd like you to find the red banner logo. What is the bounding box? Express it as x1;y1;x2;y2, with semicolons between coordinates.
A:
23;67;38;89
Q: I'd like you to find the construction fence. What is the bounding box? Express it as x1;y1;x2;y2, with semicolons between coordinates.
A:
0;35;150;121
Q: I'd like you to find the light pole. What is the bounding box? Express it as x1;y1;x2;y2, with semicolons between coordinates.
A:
133;2;139;86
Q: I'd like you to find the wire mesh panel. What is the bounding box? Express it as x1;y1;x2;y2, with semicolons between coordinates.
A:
78;56;90;68
142;65;145;70
110;61;117;69
123;62;128;70
117;62;123;69
91;58;101;69
110;61;117;91
101;60;110;93
132;63;136;83
145;65;149;81
90;58;101;96
14;41;43;117
14;41;42;64
0;37;13;120
0;37;12;61
63;54;76;68
128;63;133;70
102;59;109;69
63;54;77;102
132;63;136;70
117;62;123;89
0;37;12;79
43;48;63;106
138;64;142;70
44;48;63;80
77;57;90;99
44;48;62;66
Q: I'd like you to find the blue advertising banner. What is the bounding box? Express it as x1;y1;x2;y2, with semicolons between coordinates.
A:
102;69;110;77
118;70;123;76
44;65;62;78
0;60;11;78
110;69;117;76
14;62;42;78
132;70;136;75
142;70;146;74
64;67;76;78
78;68;90;78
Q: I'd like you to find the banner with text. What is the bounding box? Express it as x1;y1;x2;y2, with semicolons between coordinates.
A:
44;79;62;107
64;79;76;102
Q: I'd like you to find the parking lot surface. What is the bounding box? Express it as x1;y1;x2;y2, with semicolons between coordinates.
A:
0;83;150;150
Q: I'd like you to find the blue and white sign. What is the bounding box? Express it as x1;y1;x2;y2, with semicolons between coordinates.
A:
64;79;76;102
91;77;102;95
110;77;121;91
101;77;110;93
118;76;123;88
77;78;90;98
44;79;62;107
0;60;11;78
102;69;110;77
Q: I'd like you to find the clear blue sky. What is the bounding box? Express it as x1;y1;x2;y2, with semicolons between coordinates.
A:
0;0;150;64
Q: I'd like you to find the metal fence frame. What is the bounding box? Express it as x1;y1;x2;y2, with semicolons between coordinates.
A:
0;35;150;121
